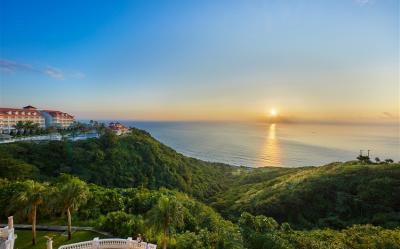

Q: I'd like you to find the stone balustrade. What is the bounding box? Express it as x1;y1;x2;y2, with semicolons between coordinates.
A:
58;237;156;249
0;217;16;249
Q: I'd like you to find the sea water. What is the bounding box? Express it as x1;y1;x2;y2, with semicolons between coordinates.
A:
120;121;399;167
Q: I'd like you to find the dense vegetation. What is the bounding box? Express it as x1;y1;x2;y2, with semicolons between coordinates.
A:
211;163;400;229
2;177;399;249
0;178;242;249
239;212;400;249
1;128;399;248
0;128;234;200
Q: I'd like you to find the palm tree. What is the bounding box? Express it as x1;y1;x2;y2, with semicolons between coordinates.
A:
96;123;107;135
14;121;25;136
59;128;67;140
46;125;57;134
18;121;39;136
31;123;40;135
54;174;89;240
147;195;184;249
11;180;48;245
25;121;39;135
24;121;35;135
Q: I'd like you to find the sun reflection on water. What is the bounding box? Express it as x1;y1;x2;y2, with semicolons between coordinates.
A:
260;123;281;166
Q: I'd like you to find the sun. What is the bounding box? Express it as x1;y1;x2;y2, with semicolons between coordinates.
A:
270;108;278;117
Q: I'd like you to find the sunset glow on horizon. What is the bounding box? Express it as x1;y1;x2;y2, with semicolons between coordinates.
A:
270;108;278;117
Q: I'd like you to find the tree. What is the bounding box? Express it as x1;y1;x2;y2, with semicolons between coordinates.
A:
14;121;25;136
375;157;380;163
176;232;203;249
384;159;394;164
46;126;57;134
23;121;36;135
58;128;68;140
238;212;288;249
99;211;145;238
0;154;38;179
357;154;371;164
55;174;89;240
11;180;48;245
99;129;118;149
96;122;107;135
28;122;40;135
147;195;184;249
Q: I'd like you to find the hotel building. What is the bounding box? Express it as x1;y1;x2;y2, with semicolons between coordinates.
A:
109;122;129;135
0;106;45;133
40;110;75;129
0;106;75;133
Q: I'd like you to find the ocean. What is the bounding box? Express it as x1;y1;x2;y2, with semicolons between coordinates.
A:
119;121;399;168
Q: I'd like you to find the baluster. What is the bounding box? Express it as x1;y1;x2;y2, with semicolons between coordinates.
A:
7;216;13;229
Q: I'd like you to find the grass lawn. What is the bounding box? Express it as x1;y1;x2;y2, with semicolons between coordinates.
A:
14;230;108;249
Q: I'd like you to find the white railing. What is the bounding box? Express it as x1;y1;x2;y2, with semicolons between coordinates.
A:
0;227;10;238
58;240;92;249
58;237;156;249
0;134;62;144
0;133;100;144
0;217;16;249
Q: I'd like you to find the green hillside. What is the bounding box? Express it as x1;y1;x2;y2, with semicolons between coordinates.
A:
0;128;234;199
211;162;400;229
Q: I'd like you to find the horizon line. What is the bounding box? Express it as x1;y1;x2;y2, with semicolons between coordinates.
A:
76;118;400;126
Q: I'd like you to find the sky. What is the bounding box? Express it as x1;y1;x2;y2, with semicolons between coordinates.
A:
0;0;398;123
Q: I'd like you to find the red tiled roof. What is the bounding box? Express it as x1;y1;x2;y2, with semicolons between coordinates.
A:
0;108;43;117
41;110;74;119
109;122;127;130
0;107;74;119
23;105;37;109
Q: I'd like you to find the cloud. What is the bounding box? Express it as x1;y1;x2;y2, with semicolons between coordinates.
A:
355;0;374;6
0;58;83;81
44;67;64;80
71;71;86;79
382;112;395;118
0;59;35;73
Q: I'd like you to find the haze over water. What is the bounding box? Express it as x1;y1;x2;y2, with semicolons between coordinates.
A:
123;121;399;167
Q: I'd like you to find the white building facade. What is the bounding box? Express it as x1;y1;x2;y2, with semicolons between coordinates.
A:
0;106;45;134
0;106;75;133
40;110;75;129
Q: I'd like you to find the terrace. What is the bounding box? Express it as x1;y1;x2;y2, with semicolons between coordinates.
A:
57;238;156;249
0;217;156;249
